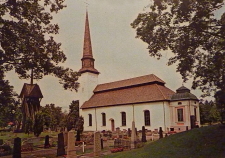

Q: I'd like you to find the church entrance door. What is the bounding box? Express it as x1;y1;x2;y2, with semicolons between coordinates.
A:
111;119;115;131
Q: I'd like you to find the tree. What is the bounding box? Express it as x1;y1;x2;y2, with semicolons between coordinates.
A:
199;100;220;124
75;116;84;141
131;0;225;96
67;100;79;131
41;103;64;131
0;0;79;91
215;90;225;123
0;70;18;127
33;112;44;137
24;117;33;135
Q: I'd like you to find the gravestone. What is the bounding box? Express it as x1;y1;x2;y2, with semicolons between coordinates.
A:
13;137;21;158
101;138;103;149
63;128;68;147
76;130;81;141
0;139;3;145
67;129;77;158
94;131;101;157
128;128;131;137
44;135;50;148
159;127;163;139
57;132;65;156
131;121;137;149
116;127;120;138
141;126;147;142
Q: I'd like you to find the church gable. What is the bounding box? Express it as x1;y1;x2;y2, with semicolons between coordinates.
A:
81;74;174;109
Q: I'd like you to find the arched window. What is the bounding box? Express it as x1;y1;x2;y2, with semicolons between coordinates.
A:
121;112;126;126
102;113;106;126
88;114;92;126
177;108;184;122
178;102;182;105
144;110;150;126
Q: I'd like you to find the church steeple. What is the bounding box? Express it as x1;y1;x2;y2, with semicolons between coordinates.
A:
79;11;99;74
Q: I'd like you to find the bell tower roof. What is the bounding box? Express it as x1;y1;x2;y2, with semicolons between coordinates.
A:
79;11;99;74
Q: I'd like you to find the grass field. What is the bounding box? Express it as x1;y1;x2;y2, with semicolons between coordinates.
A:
0;131;58;144
104;124;225;158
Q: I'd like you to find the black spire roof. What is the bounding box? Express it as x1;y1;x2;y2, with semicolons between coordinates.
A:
170;86;198;101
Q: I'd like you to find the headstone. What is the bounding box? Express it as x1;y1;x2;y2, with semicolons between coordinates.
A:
131;121;137;149
186;126;189;131
0;139;3;145
57;132;65;156
128;128;131;137
13;137;21;158
67;129;77;158
159;127;163;139
63;128;68;147
141;126;147;142
76;130;81;141
44;135;50;148
94;131;101;157
116;127;120;138
101;138;103;149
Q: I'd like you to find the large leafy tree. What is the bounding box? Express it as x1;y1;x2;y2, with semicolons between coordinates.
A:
0;0;79;91
0;70;18;127
67;100;79;131
199;100;220;124
41;103;64;131
131;0;225;96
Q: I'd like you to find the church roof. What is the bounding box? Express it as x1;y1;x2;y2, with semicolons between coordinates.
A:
81;74;174;109
19;83;43;98
94;74;166;93
170;86;198;101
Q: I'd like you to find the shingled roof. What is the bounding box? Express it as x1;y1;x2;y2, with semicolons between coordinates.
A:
171;86;198;101
19;83;43;98
94;74;166;93
81;74;174;109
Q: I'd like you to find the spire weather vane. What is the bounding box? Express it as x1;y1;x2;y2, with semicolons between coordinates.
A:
84;0;89;8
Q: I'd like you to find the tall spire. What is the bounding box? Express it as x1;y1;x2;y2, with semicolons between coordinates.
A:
79;11;99;74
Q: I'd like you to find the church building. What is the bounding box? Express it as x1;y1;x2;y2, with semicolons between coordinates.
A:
77;11;200;132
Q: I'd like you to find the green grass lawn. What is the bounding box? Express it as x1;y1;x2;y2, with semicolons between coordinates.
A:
104;124;225;158
0;131;59;143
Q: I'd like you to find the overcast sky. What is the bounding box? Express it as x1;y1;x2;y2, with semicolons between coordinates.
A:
6;0;208;111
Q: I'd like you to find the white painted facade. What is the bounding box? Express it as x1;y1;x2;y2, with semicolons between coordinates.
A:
170;100;200;131
77;72;98;116
80;100;200;132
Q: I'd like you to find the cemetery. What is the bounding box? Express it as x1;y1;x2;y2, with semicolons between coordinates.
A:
0;121;187;158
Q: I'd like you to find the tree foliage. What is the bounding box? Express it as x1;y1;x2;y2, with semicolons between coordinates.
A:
41;103;65;131
33;111;44;137
0;0;79;91
131;0;225;96
199;100;220;124
24;117;33;134
0;70;19;127
67;100;79;131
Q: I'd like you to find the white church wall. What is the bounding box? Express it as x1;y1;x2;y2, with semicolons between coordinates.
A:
164;101;171;132
170;100;200;131
82;101;171;132
134;102;169;131
82;108;96;131
78;72;98;116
